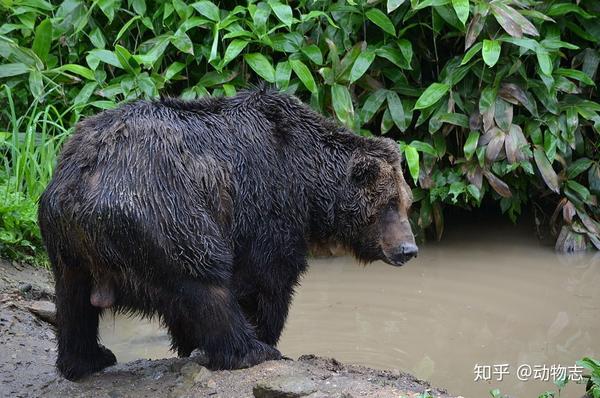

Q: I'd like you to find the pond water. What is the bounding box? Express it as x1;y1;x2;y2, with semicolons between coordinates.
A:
99;219;600;398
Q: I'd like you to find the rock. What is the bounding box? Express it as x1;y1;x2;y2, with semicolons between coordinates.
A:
19;283;32;293
253;376;318;398
24;300;56;325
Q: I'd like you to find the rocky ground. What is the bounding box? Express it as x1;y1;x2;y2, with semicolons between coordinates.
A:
0;259;455;398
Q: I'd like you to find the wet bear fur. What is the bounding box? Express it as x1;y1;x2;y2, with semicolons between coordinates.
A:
38;88;414;381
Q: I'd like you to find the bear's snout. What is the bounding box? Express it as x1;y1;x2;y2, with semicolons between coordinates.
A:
385;242;418;266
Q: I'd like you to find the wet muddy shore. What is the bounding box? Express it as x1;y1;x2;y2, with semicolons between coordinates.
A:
0;259;452;398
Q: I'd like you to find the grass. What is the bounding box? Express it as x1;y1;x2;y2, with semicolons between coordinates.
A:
0;84;73;264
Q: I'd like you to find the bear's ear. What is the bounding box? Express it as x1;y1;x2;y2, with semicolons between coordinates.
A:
350;155;381;186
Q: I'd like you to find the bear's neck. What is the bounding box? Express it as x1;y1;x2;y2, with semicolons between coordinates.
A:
303;138;355;247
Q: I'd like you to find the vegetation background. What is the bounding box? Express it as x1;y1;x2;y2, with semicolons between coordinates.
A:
1;0;599;264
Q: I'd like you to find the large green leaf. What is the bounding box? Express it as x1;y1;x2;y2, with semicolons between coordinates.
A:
403;144;420;183
222;40;248;67
0;63;29;78
191;1;220;21
482;39;501;67
331;84;355;128
268;0;293;27
290;59;317;93
365;8;396;36
244;53;276;83
451;0;469;25
349;50;375;83
32;19;52;63
414;82;449;110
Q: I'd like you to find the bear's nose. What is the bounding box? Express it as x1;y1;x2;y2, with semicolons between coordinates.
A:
400;242;418;258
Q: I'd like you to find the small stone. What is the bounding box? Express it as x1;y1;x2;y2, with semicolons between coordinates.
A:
24;301;56;325
19;283;32;293
193;367;212;384
253;376;318;398
204;379;217;389
179;362;202;380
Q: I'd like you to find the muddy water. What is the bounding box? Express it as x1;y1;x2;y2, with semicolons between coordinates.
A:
99;221;600;398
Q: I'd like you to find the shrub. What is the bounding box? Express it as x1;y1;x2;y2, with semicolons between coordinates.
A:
1;0;599;259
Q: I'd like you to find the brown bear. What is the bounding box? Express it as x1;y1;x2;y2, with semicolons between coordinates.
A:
38;88;417;381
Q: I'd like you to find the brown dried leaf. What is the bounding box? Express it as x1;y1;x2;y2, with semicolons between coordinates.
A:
533;147;560;194
576;208;600;237
466;164;483;190
469;111;482;130
563;200;575;224
483;169;512;198
465;13;484;50
486;129;506;162
499;83;529;107
490;2;523;38
482;106;495;132
504;133;517;164
494;98;513;131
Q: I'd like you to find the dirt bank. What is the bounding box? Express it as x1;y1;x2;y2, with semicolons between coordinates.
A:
0;260;455;398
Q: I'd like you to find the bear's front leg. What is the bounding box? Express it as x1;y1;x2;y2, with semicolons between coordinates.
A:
162;277;281;369
234;263;301;346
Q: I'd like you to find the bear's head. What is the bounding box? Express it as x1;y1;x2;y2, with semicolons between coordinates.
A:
339;138;417;267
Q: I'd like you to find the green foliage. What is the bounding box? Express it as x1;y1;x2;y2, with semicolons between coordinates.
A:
1;0;600;258
579;357;600;398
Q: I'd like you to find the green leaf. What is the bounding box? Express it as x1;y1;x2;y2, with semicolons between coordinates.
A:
171;30;194;55
387;91;407;132
131;0;146;15
533;147;559;193
268;0;293;27
89;27;106;49
404;144;420;183
365;8;396;36
360;89;387;124
414;82;449;110
566;180;590;202
222;39;248;67
245;53;276;83
87;49;121;69
460;42;482;65
349;49;375;83
482;39;501;67
567;158;593;179
451;0;469;25
115;45;140;74
410;140;437;156
290;59;317;93
555;68;595;86
191;1;220;21
589;164;600;195
28;70;43;97
54;64;95;80
115;16;141;43
32;19;52;63
275;61;292;90
301;44;323;65
464;131;479;160
547;3;593;19
536;47;552;76
387;0;407;13
331;84;355;128
0;63;29;78
164;62;186;80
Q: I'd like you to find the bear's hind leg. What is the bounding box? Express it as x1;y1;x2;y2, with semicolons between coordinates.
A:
54;262;116;381
162;278;281;370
